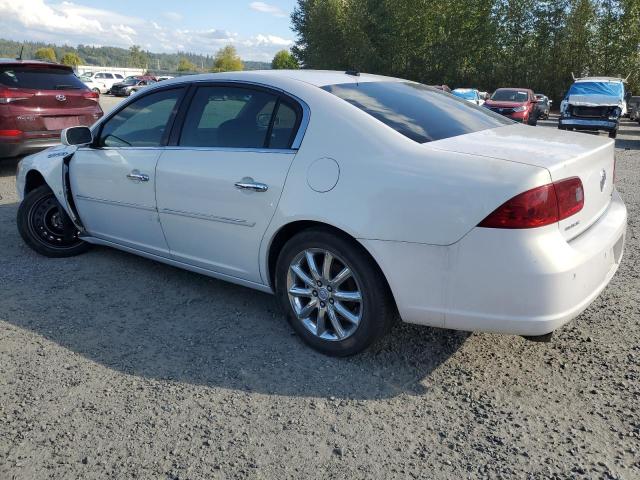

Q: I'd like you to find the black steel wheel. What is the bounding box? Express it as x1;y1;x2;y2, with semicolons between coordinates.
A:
17;185;90;257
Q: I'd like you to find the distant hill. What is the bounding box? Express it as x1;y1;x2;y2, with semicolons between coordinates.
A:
0;38;271;73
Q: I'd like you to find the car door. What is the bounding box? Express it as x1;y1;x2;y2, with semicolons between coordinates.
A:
155;83;304;283
70;86;186;256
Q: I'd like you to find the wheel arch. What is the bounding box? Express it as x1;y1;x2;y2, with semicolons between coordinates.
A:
24;169;47;196
265;220;398;312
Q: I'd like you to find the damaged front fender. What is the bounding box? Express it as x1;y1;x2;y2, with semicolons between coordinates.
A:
16;144;81;229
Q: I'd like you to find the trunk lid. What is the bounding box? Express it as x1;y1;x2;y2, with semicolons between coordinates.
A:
431;124;615;240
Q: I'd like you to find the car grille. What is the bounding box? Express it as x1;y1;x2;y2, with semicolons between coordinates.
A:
572;106;608;118
488;107;515;115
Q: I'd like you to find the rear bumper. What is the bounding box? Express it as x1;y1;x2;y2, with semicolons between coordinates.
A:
361;190;627;335
0;135;60;158
559;117;618;131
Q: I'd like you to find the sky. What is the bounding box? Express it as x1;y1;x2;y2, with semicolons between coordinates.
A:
0;0;298;61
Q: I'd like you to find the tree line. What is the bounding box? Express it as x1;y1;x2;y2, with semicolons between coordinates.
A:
291;0;640;102
0;39;271;73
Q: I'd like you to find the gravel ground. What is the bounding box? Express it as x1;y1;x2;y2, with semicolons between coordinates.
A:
0;114;638;480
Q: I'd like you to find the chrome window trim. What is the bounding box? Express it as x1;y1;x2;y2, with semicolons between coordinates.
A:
79;146;297;154
91;78;310;151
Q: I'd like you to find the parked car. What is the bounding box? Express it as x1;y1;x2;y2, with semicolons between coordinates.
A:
559;77;627;138
452;88;483;105
484;88;539;126
628;95;640;123
15;71;627;356
81;71;125;94
110;77;156;96
535;94;551;119
157;75;175;82
0;59;102;158
431;84;451;93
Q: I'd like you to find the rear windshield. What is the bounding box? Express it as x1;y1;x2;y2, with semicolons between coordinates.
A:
323;82;511;143
0;65;87;90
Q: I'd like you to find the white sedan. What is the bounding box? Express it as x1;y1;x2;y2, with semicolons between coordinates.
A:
15;70;627;356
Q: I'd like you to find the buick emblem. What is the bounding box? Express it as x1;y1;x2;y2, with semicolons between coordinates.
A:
600;169;607;192
55;94;66;102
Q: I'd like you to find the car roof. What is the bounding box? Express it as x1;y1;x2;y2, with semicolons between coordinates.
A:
453;88;477;92
0;58;72;69
156;70;401;90
495;87;532;92
575;77;625;83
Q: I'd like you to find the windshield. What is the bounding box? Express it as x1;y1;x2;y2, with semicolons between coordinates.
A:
452;90;477;100
323;81;511;143
0;66;87;90
491;90;529;102
568;81;624;99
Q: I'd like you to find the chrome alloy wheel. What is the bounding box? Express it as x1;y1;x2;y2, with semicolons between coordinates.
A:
287;248;363;341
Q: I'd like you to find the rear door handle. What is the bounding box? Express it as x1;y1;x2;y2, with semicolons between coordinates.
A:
234;181;268;192
126;170;149;182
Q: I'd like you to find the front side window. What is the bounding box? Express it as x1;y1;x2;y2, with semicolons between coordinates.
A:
179;86;300;149
324;82;511;143
99;88;183;147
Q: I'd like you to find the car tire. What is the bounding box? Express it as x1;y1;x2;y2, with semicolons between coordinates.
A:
92;88;100;95
608;130;617;139
17;185;90;258
275;228;396;356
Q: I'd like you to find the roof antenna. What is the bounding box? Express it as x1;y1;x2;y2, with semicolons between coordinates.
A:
16;45;24;61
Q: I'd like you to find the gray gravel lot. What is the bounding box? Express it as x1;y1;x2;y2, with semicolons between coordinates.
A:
0;109;639;479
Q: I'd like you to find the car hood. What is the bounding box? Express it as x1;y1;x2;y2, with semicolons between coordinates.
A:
568;94;622;107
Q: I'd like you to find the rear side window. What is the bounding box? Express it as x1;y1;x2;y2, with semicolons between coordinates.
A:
180;86;300;149
0;66;87;90
323;82;511;143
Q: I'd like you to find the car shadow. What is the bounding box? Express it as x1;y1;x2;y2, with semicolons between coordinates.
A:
0;202;467;400
0;157;20;178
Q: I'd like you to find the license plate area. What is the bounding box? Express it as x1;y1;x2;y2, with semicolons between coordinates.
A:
43;116;80;131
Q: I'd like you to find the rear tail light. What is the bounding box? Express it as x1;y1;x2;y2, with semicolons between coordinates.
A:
83;90;99;101
479;177;584;229
0;87;34;104
555;177;584;220
0;129;23;137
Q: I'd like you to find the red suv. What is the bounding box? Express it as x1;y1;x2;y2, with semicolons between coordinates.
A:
0;60;103;158
483;88;538;126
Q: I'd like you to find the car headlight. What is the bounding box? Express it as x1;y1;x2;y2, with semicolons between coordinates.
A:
513;105;528;112
609;107;622;119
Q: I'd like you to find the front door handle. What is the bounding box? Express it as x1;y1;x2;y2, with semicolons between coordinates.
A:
234;181;269;192
126;170;149;182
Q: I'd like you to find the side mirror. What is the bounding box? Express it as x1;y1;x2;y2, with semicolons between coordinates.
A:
61;126;93;146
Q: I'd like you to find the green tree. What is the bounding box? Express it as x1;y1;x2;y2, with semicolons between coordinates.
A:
271;50;299;69
34;47;56;62
177;57;197;72
128;45;148;69
211;45;243;72
60;52;83;67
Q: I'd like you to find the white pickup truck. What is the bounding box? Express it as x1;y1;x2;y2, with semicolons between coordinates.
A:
80;71;125;94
